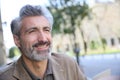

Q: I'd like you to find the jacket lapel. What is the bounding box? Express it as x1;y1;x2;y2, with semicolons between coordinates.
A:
49;56;65;80
12;55;66;80
13;57;32;80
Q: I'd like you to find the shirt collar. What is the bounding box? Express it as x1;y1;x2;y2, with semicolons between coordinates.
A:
22;58;53;80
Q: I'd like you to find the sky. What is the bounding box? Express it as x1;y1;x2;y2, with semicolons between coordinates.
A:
1;0;115;53
1;0;49;22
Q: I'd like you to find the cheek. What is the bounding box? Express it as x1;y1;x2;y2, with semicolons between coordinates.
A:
47;34;52;42
20;35;37;47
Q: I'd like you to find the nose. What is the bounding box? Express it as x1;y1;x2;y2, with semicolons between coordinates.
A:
38;31;47;42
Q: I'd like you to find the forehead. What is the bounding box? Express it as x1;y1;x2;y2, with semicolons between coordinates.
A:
21;16;50;28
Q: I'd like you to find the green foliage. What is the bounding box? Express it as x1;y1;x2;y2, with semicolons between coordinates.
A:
90;40;99;50
48;0;91;36
48;0;92;53
101;38;107;50
9;46;20;58
64;27;74;34
101;38;107;45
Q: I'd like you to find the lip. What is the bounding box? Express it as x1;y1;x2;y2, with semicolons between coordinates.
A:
34;44;49;51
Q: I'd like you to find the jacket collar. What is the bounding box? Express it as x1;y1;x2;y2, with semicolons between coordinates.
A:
49;54;65;80
12;54;65;80
13;57;32;80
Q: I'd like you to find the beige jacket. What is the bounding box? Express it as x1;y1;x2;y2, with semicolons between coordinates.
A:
0;53;86;80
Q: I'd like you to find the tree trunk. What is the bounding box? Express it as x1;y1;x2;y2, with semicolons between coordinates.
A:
0;5;7;66
78;26;87;55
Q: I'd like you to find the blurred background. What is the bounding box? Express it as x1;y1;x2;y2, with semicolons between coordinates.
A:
0;0;120;79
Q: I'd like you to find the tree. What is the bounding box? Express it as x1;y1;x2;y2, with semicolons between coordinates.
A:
92;5;108;52
0;3;7;66
48;0;91;54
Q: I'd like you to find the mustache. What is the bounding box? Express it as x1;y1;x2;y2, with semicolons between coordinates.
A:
32;41;50;47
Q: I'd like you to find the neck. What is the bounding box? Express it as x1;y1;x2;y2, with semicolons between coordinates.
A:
22;55;48;78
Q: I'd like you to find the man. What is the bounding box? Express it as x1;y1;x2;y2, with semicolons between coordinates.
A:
73;43;80;65
0;4;86;80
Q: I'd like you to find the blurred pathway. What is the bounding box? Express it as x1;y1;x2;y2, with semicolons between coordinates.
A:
79;53;120;78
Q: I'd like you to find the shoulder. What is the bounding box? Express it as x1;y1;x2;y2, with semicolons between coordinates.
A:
51;53;76;65
0;62;15;76
51;53;86;80
51;53;74;60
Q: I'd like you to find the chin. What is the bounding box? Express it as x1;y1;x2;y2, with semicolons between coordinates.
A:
31;50;51;61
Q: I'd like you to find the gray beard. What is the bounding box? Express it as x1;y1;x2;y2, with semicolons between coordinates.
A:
20;45;52;61
27;48;51;61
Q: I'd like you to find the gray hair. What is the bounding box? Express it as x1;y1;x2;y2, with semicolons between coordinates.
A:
11;4;54;35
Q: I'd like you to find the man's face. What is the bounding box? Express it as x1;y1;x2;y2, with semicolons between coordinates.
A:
14;16;52;61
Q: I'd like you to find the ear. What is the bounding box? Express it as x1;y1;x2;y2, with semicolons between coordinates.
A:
13;35;20;47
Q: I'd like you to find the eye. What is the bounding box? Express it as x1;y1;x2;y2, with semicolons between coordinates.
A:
45;29;50;32
27;29;36;33
44;27;51;32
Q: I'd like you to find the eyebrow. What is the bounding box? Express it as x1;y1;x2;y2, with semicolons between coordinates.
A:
25;26;51;33
43;26;51;30
25;27;37;33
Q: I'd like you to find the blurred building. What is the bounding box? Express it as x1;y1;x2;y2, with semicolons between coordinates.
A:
52;0;120;53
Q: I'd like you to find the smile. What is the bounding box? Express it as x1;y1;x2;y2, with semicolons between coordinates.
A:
33;41;50;50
